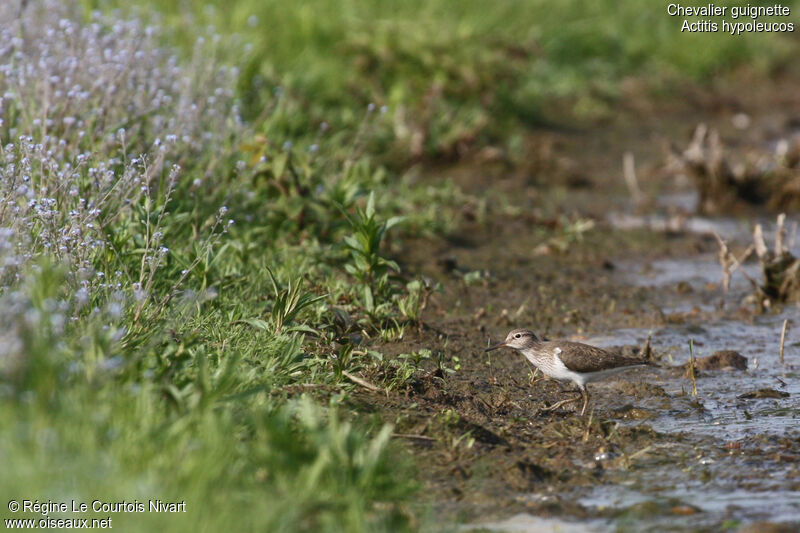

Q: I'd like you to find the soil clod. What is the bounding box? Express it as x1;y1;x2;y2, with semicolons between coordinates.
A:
690;350;748;371
737;388;790;400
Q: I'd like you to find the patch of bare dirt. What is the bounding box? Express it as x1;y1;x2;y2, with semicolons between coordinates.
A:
350;67;800;527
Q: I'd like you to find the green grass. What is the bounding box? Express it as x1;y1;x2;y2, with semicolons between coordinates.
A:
89;0;798;162
0;4;435;531
3;1;798;531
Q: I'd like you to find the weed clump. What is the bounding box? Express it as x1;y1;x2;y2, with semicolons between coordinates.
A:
753;215;800;306
0;3;420;531
716;214;800;310
668;124;800;214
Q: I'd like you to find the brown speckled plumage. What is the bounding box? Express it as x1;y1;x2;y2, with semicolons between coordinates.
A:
531;340;648;374
486;328;653;415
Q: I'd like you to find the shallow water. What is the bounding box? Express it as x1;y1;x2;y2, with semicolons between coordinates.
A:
578;482;800;531
476;216;800;531
589;308;799;436
607;210;800;255
587;247;800;529
605;211;753;241
462;513;609;533
616;255;762;291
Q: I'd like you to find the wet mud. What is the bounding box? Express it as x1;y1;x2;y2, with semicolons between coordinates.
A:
353;73;800;531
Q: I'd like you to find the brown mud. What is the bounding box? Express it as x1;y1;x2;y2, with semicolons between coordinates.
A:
357;69;800;531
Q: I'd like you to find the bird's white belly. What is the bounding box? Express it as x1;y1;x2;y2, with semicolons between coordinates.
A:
524;349;587;387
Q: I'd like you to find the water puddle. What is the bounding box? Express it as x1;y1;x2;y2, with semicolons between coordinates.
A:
605;211;751;241
582;260;800;528
615;255;762;291
506;232;799;530
607;210;800;254
577;482;800;530
655;191;699;212
463;513;609;533
588;311;799;439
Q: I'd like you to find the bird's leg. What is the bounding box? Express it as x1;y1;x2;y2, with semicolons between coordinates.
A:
532;376;561;387
541;396;580;412
528;368;544;385
579;386;590;416
529;370;568;390
541;386;583;412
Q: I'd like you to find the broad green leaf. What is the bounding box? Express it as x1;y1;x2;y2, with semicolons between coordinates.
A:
236;318;272;331
385;216;405;231
366;191;376;219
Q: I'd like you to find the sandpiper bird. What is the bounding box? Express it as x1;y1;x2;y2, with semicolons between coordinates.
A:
486;328;652;415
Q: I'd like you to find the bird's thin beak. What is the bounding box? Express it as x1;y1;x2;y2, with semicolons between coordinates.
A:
485;342;506;352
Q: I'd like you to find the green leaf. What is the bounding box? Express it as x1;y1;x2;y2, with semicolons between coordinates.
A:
272;152;289;180
384;259;400;272
366;191;376;219
266;267;280;297
284;324;319;335
385;216;405;231
363;285;374;311
343;235;361;251
235;318;272;331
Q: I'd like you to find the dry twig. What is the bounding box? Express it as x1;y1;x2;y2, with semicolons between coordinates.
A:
780;319;789;367
623;152;644;206
342;370;384;393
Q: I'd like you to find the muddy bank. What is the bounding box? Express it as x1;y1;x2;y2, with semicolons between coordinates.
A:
350;73;800;531
372;217;797;529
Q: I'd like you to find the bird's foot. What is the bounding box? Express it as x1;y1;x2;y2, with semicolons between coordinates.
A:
541;395;580;412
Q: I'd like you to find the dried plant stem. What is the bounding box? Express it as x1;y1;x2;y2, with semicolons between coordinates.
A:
714;231;755;295
688;339;698;397
642;332;653;362
392;433;435;441
582;410;594;443
342;370;384;393
779;319;788;367
623;151;644;206
775;213;787;256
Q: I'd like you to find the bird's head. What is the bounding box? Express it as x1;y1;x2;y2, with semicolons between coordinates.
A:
485;329;540;352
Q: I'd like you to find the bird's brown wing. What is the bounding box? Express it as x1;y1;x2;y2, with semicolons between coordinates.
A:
547;341;647;373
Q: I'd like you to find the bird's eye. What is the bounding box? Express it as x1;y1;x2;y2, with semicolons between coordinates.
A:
514;333;521;339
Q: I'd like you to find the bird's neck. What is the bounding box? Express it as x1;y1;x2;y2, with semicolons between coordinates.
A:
520;342;544;353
